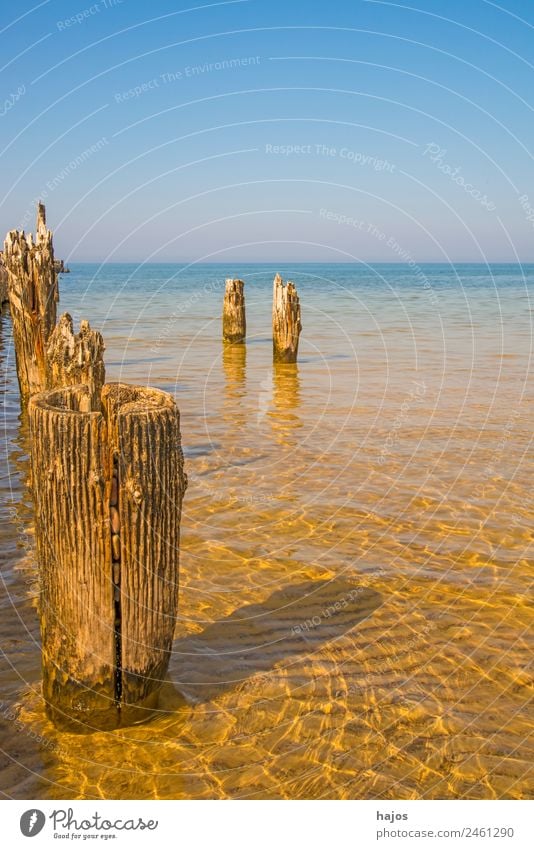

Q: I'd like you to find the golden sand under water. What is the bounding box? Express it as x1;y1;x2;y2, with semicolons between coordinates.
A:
0;265;532;799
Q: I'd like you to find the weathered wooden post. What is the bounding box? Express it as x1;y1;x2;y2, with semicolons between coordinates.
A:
3;203;59;403
0;253;8;306
222;278;246;343
4;204;104;409
28;382;186;731
272;273;302;363
47;313;106;411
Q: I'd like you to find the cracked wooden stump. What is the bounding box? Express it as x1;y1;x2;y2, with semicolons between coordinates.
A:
28;382;187;732
222;278;246;344
4;204;104;408
272;273;302;363
47;313;105;411
3;203;59;403
0;253;8;306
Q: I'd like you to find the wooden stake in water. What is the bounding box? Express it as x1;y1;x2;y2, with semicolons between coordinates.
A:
0;253;8;306
28;382;187;732
222;278;246;343
272;273;302;363
4;204;105;408
47;313;106;412
3;203;58;404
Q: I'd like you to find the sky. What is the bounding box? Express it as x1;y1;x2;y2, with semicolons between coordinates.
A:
1;0;534;262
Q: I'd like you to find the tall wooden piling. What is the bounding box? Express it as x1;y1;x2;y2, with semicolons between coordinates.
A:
29;382;186;731
3;203;59;403
222;278;246;343
4;204;104;408
0;253;8;306
272;273;302;363
30;385;112;730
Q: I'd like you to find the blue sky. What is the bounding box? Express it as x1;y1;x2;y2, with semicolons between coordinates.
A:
1;0;534;261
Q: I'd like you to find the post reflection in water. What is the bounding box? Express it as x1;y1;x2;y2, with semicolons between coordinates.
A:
269;362;302;446
222;341;246;397
222;341;247;439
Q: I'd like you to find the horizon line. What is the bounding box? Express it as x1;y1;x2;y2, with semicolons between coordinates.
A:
64;259;534;266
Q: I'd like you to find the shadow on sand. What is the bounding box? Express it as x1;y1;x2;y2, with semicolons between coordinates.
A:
165;578;381;705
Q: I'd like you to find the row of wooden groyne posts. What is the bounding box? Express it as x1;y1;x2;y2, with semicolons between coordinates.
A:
0;203;303;732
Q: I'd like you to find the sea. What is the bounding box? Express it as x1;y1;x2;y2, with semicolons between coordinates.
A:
0;262;532;799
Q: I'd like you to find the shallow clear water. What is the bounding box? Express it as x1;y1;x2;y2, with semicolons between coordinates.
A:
0;263;532;799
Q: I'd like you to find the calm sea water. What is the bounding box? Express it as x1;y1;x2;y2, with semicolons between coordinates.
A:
1;263;532;799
